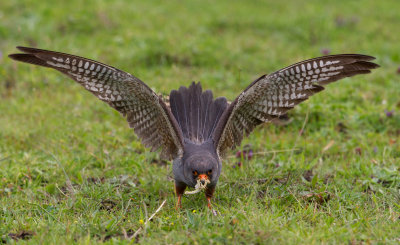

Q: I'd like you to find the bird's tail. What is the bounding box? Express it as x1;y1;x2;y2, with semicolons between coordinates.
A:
169;82;228;143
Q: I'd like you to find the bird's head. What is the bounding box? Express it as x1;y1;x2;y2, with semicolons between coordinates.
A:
182;153;220;187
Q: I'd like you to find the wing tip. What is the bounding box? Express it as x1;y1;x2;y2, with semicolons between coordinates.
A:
351;60;380;70
352;54;376;61
8;53;33;61
365;61;380;69
330;53;377;61
16;46;41;54
8;53;52;67
9;46;43;62
8;53;21;60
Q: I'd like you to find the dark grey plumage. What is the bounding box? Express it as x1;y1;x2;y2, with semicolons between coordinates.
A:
170;83;224;190
9;47;379;208
170;82;228;144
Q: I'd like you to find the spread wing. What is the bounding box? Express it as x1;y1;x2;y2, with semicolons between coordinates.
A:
213;54;379;157
9;46;184;160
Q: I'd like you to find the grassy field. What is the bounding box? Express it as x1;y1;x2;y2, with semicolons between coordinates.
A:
1;0;399;244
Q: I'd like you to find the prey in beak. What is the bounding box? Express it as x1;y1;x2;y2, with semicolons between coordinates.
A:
197;174;209;187
182;173;213;209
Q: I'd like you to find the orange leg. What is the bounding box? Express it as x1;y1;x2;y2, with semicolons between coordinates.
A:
175;182;186;209
205;186;215;209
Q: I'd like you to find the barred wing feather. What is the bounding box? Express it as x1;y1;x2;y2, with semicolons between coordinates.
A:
9;46;184;160
213;54;379;156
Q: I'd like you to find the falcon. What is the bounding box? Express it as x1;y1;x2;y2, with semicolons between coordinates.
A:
9;47;379;209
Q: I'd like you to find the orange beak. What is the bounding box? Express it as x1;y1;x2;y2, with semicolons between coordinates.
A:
198;174;209;185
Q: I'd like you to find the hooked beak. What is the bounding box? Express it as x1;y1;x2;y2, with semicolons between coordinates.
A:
197;174;209;185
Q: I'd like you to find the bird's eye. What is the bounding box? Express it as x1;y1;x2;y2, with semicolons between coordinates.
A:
192;170;198;176
207;169;212;175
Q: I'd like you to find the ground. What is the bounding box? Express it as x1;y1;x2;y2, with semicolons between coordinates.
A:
0;0;399;244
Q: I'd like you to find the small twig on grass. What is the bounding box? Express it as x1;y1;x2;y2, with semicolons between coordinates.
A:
322;140;335;153
128;199;167;241
142;200;148;227
122;227;129;240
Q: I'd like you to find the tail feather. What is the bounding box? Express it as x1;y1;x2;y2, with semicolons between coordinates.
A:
170;82;228;143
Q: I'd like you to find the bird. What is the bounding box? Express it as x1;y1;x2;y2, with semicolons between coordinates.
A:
9;46;379;209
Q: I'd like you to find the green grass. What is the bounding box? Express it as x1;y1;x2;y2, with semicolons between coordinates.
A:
1;0;400;244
